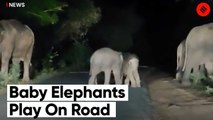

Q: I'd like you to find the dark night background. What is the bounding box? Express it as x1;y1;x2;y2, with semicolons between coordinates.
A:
1;0;213;76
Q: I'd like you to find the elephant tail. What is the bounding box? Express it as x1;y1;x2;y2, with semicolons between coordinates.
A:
89;53;95;76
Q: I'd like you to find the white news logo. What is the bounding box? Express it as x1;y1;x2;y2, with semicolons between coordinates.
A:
6;2;25;8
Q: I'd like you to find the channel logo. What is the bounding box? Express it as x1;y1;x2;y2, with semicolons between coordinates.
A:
196;2;211;17
6;2;25;8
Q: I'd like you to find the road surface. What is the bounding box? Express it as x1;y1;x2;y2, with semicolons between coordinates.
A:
0;67;154;120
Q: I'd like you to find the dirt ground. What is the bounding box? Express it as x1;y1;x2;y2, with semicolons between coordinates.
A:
145;69;213;120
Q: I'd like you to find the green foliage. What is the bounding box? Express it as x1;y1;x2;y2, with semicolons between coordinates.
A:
56;0;99;71
58;0;101;41
41;46;59;73
59;43;92;71
190;71;206;87
190;70;213;96
17;0;68;25
33;47;59;81
206;86;213;96
0;63;20;87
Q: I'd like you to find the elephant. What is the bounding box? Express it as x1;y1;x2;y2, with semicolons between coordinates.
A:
88;47;123;85
88;47;141;87
181;23;213;86
0;19;34;81
122;53;141;87
176;39;186;81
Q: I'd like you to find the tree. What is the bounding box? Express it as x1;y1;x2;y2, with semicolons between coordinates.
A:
3;0;101;72
88;5;142;51
10;0;68;26
58;0;101;43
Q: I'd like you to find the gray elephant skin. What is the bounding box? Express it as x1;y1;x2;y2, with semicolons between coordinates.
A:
181;23;213;86
88;47;141;87
88;47;123;85
122;53;141;87
176;39;186;81
0;19;34;81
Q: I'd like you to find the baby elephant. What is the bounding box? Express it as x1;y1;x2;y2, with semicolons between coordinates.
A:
88;47;141;87
122;53;141;87
88;47;123;85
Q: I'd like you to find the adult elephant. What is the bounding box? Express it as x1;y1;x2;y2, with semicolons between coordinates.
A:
176;39;186;81
0;19;34;81
181;23;213;86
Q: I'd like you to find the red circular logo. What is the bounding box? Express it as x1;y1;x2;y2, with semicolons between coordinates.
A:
196;2;211;17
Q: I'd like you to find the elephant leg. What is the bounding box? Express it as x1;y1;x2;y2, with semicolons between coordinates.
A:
121;75;124;84
114;70;122;84
124;76;130;85
12;58;20;65
22;59;30;82
94;77;98;84
12;58;21;79
182;67;192;86
175;72;181;80
133;70;141;87
128;72;137;87
88;69;99;84
88;75;97;84
22;42;34;82
1;52;11;75
104;70;111;84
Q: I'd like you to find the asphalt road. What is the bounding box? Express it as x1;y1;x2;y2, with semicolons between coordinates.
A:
0;67;154;120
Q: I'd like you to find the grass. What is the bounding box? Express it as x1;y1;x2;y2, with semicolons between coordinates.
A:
0;63;20;87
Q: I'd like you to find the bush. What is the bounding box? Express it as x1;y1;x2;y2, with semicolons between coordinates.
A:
206;86;213;96
0;63;20;87
59;42;92;71
33;46;59;81
41;46;59;73
190;70;213;96
190;71;206;89
58;0;101;41
33;43;92;81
